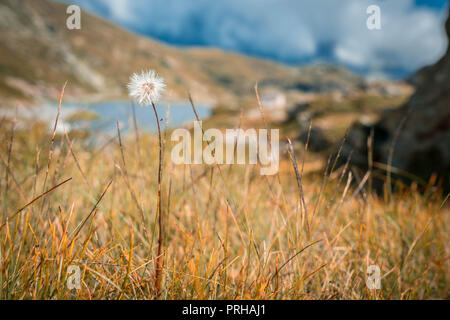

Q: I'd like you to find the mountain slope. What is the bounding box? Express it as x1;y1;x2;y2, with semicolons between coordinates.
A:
0;0;371;108
0;0;297;106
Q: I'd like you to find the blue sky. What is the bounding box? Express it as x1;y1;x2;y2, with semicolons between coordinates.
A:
62;0;449;78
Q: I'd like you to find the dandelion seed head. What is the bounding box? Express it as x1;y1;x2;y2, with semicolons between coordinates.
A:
127;70;165;105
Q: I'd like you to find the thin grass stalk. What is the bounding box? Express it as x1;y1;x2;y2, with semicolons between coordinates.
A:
151;101;164;297
286;138;310;239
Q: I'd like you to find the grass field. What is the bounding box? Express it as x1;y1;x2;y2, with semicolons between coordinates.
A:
0;91;448;300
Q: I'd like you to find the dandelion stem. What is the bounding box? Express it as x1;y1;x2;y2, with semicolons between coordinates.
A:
151;101;164;298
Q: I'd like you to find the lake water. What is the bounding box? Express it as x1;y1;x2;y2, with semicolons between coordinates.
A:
65;100;211;134
3;100;211;136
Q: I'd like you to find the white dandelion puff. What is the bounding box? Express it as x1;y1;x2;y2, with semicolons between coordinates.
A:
127;70;166;105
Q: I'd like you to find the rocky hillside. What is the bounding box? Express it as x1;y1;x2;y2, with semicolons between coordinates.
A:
0;0;372;108
342;8;450;191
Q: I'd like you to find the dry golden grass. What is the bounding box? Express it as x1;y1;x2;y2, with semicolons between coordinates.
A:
0;99;448;300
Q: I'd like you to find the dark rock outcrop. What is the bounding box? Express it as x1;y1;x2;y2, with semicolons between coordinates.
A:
342;10;450;191
299;127;331;152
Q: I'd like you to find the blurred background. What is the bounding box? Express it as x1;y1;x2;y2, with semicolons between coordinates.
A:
0;0;449;190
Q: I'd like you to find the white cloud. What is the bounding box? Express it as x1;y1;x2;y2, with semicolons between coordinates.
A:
67;0;448;76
